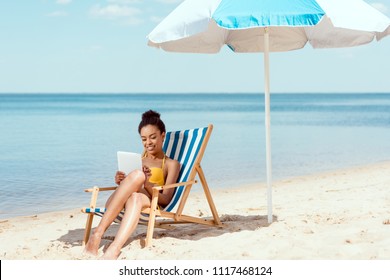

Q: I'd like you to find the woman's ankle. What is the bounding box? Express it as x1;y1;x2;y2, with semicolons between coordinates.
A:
83;230;103;256
101;243;122;260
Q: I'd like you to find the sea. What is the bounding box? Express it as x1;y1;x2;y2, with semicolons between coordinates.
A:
1;93;390;219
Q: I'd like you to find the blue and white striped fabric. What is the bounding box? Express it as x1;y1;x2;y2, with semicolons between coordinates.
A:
87;126;208;223
162;126;208;212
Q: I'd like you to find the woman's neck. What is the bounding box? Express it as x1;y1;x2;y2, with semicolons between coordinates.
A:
144;151;165;160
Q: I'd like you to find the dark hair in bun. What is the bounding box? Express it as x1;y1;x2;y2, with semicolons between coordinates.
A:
138;110;166;134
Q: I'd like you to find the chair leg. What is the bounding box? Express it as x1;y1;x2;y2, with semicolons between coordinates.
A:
83;186;100;245
145;188;159;247
83;213;94;245
197;165;222;226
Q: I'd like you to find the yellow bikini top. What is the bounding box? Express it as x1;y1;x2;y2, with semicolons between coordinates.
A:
143;152;166;186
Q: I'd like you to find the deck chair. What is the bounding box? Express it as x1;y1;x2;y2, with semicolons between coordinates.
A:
82;124;222;247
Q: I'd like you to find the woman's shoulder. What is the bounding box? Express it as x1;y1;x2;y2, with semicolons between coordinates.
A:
166;157;180;168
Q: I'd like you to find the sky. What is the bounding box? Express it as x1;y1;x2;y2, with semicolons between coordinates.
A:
0;0;389;94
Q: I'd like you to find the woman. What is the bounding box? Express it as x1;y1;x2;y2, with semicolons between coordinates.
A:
84;110;180;259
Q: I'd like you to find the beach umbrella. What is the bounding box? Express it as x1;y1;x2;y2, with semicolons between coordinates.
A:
147;0;390;223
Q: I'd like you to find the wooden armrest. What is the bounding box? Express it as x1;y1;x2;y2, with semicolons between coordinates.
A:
153;180;197;191
84;186;118;192
84;180;196;192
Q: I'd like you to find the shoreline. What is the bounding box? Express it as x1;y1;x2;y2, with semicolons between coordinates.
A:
1;161;390;260
1;160;388;221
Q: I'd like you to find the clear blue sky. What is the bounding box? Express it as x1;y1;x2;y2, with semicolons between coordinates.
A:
0;0;389;93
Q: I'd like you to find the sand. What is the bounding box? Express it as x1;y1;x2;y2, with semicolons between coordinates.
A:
1;161;390;260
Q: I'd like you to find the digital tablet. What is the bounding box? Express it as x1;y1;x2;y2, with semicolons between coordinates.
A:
117;151;142;175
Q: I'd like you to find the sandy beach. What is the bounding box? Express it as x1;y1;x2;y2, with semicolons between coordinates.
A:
1;161;390;260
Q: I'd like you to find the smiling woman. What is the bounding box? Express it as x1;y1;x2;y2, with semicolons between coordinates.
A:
139;110;180;206
83;109;180;260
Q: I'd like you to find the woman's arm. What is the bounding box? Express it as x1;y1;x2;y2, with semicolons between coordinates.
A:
158;159;180;206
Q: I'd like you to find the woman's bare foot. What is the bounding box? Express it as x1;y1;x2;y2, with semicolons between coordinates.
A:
100;243;121;260
83;232;102;256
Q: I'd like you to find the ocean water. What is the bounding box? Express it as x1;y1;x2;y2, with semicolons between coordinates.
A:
0;93;390;219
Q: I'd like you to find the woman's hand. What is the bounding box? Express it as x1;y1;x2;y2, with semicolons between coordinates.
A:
115;171;126;185
142;165;151;182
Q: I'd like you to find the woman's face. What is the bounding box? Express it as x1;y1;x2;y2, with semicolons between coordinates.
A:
140;124;165;156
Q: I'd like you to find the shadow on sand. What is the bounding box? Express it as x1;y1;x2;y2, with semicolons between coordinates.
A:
58;214;278;249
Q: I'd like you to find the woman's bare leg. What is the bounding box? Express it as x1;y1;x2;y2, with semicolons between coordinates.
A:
100;192;151;260
83;170;145;256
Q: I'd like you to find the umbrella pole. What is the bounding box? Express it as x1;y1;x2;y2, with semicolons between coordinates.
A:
264;27;273;223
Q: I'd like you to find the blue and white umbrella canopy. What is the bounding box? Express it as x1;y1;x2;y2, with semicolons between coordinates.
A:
147;0;390;223
148;0;390;52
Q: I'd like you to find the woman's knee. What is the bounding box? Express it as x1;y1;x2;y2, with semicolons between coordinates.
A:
122;169;145;186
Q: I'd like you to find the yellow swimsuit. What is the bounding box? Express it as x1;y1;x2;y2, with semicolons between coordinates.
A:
143;153;166;186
